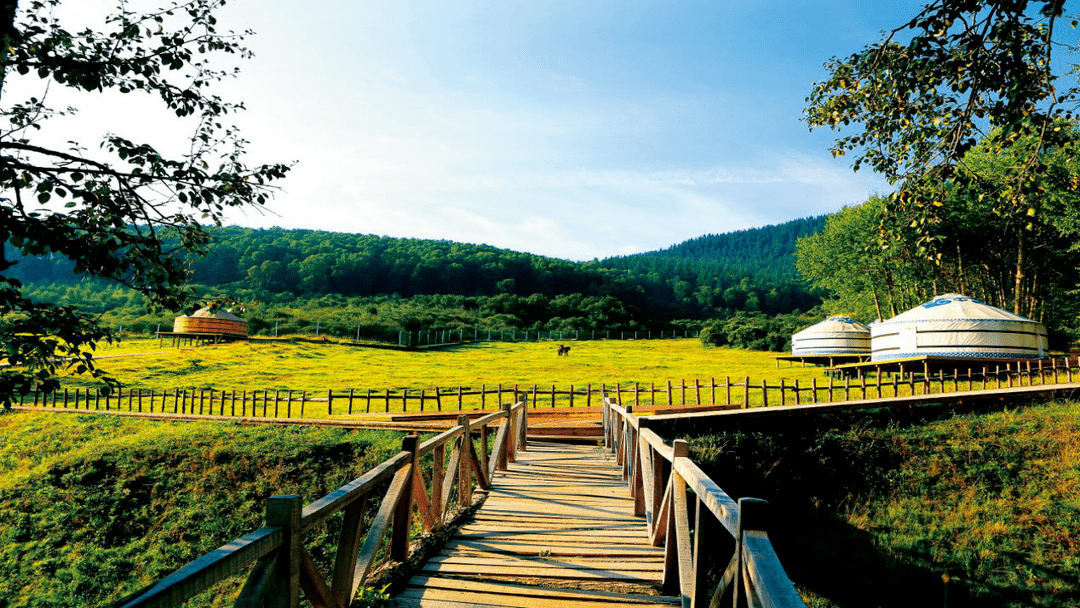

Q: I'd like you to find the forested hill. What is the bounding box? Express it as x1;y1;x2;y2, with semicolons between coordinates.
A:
601;215;827;282
7;218;825;324
597;216;826;313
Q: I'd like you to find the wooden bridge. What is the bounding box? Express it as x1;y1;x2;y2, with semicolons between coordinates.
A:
105;363;1080;608
110;397;807;608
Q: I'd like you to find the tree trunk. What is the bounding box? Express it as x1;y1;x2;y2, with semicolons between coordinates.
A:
955;243;967;295
1013;230;1025;315
870;281;884;321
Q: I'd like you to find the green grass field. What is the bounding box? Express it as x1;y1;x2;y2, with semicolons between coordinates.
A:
40;337;1062;418
5;338;1080;606
65;337;813;390
0;412;404;607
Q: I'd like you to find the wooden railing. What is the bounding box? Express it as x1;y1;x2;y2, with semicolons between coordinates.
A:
113;402;528;608
602;397;806;608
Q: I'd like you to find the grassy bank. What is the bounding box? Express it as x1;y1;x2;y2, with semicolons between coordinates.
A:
0;412;403;607
687;400;1080;607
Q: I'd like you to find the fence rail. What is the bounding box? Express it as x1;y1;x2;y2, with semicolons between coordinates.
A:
113;402;528;608
30;356;1079;419
602;398;806;608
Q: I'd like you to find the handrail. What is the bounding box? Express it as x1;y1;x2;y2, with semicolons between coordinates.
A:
602;396;806;608
116;400;529;608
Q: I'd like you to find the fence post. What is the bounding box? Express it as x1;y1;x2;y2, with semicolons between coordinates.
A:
327;389;333;416
265;495;302;608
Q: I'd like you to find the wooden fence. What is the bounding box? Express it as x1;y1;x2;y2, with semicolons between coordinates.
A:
602;398;806;608
113;402;528;608
23;356;1080;419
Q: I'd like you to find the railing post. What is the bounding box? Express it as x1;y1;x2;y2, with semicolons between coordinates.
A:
499;404;512;469
479;420;490;480
432;438;445;527
392;435;419;561
622;405;633;479
663;439;689;595
691;493;720;608
265;495;302;608
734;497;770;608
518;402;528;451
602;399;610;448
457;416;473;508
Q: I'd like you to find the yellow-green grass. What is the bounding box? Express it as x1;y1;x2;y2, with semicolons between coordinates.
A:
34;337;1062;418
0;411;404;607
42;338;828;411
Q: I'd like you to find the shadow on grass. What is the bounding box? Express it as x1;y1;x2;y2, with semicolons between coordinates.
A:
686;397;1080;608
770;507;1080;608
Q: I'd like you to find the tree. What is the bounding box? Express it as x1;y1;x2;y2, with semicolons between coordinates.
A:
806;0;1077;297
797;128;1080;335
0;0;289;405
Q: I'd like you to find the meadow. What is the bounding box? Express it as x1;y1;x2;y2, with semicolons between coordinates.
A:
58;336;828;397
8;338;1080;607
0;412;404;607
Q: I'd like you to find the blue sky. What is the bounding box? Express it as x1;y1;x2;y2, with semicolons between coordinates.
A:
21;0;932;260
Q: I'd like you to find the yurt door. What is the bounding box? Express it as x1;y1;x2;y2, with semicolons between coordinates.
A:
900;327;918;352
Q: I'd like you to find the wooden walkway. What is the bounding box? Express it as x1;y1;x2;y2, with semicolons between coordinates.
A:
394;441;680;608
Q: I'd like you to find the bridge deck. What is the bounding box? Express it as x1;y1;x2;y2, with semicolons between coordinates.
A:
394;441;679;607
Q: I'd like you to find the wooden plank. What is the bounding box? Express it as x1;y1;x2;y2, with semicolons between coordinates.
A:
330;494;367;607
233;552;278;608
353;464;412;587
299;545;341;608
426;555;663;569
398;586;677;608
402;576;681;605
420;562;662;582
445;539;665;558
118;526;282;608
672;459;738;535
742;532;805;608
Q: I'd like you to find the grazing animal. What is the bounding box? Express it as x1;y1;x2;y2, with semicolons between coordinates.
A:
557;344;571;357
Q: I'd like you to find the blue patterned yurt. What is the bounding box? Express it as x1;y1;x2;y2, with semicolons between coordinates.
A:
870;294;1047;362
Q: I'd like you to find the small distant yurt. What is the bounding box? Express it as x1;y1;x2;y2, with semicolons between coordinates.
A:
870;294;1047;362
173;306;248;338
791;316;871;356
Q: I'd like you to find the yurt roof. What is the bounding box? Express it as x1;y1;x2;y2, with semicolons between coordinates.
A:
188;306;245;322
876;294;1035;325
793;315;869;337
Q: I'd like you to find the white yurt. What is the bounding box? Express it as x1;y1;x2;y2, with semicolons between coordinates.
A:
870;294;1047;362
791;316;871;356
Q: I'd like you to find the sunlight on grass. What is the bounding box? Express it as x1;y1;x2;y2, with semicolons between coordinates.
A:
61;337;829;394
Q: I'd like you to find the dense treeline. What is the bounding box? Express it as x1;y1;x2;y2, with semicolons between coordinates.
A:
6;220;824;339
600;216;824;317
23;282;684;338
